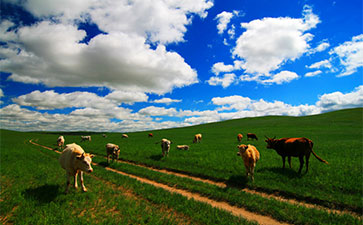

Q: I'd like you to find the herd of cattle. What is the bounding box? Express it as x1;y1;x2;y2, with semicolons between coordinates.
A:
56;132;328;193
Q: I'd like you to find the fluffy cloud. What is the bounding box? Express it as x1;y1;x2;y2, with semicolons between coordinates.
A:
207;73;236;88
138;106;178;117
0;0;213;95
215;11;234;34
231;5;319;83
330;34;363;77
305;70;322;77
261;71;299;85
152;98;182;104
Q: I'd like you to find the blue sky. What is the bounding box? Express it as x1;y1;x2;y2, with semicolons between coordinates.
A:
0;0;362;132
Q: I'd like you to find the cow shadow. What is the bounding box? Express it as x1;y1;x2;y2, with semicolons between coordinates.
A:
23;184;61;204
149;154;163;161
225;175;249;189
257;167;304;178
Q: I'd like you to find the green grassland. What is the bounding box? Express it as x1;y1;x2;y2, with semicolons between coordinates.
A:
1;108;362;224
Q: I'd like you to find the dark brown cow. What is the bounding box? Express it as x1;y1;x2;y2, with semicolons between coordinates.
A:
265;137;328;173
247;133;258;140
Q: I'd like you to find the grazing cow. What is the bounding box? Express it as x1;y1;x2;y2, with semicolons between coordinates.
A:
193;134;202;143
148;133;153;138
57;136;65;148
102;134;107;138
237;144;260;181
237;134;243;142
265;137;328;173
122;134;129;139
81;136;91;142
176;145;190;150
247;133;258;141
159;139;172;157
59;143;94;193
106;143;120;163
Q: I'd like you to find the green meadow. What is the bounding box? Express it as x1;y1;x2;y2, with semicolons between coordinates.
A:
1;108;362;224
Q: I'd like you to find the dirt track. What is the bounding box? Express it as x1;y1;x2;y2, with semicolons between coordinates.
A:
29;140;360;223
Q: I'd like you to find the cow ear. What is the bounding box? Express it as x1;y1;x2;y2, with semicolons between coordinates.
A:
76;153;84;159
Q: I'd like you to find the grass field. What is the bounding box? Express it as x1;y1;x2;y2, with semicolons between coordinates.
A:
1;108;362;224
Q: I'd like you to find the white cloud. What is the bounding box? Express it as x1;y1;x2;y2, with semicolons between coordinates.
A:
232;5;319;82
152;98;182;104
207;73;236;88
305;70;322;77
105;91;148;104
215;11;234;34
330;34;363;77
308;59;332;69
212;95;251;111
0;89;3;98
138;106;177;117
0;0;213;95
261;71;299;85
314;41;330;52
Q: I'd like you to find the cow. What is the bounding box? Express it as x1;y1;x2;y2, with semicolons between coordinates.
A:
176;145;190;150
106;143;120;163
158;138;172;157
102;134;107;138
148;133;153;138
122;134;129;139
247;133;258;141
81;136;91;142
237;134;243;142
193;134;202;143
265;137;328;173
59;143;94;193
57;136;65;148
237;144;260;181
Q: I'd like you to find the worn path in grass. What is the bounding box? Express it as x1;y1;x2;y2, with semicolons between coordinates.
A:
30;140;361;222
30;140;289;225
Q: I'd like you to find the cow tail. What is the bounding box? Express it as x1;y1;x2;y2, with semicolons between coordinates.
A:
309;140;328;164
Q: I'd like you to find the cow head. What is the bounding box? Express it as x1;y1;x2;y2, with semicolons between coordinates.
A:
264;136;277;149
113;146;120;159
237;144;248;156
76;153;94;173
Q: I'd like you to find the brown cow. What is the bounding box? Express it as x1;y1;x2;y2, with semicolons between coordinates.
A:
265;137;328;173
247;133;258;140
148;133;153;138
237;144;260;181
193;134;202;143
237;134;243;142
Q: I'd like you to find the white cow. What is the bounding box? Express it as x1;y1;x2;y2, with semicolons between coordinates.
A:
176;145;189;150
59;143;94;193
106;143;120;163
160;138;172;157
57;136;65;148
81;136;91;142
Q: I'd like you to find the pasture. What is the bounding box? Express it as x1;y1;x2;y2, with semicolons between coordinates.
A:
1;108;362;224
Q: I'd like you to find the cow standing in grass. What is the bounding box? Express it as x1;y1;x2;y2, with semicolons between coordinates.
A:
237;134;243;142
247;133;258;141
57;136;65;148
148;133;153;138
106;143;120;163
193;134;202;143
81;136;91;142
158;139;172;157
237;144;260;181
265;137;328;173
59;143;94;193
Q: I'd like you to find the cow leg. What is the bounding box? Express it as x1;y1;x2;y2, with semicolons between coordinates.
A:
305;153;311;173
245;165;250;178
66;173;71;193
251;166;255;181
74;172;78;189
282;156;286;169
79;171;87;192
298;156;304;174
288;156;292;168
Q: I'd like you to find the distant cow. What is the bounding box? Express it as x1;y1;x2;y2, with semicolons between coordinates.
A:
158;138;172;157
122;134;129;139
176;145;189;150
193;134;202;143
265;137;328;173
148;133;153;138
57;136;65;148
81;136;91;142
102;134;107;138
237;144;260;181
106;143;120;163
59;143;94;193
237;134;243;142
247;133;258;141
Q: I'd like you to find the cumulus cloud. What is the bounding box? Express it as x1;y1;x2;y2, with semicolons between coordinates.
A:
138;106;177;117
215;11;234;34
330;34;363;77
207;73;236;88
0;0;213;95
261;71;299;85
152;98;182;104
305;70;322;77
232;5;319;82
